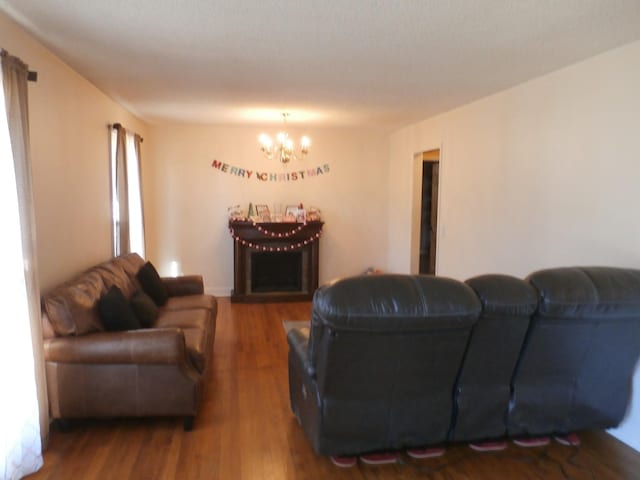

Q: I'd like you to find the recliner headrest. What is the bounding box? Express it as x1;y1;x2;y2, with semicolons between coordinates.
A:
527;267;640;318
313;274;480;332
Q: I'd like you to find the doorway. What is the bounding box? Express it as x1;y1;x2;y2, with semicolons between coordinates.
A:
414;149;440;274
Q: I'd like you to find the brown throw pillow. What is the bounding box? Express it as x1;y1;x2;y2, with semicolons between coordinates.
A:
130;290;159;327
98;285;141;331
136;261;169;306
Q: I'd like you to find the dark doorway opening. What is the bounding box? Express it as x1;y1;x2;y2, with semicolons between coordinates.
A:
419;152;439;274
251;251;303;292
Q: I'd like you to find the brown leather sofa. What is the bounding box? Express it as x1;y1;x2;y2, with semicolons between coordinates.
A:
41;253;217;430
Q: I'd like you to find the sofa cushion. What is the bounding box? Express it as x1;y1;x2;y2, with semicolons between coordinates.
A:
43;271;106;336
112;256;141;290
137;262;169;306
43;290;76;336
98;285;142;331
116;253;146;277
154;308;211;332
66;271;106;335
162;294;217;312
130;290;159;327
93;261;136;299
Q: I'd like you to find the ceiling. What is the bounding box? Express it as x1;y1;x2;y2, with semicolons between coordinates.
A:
2;0;640;128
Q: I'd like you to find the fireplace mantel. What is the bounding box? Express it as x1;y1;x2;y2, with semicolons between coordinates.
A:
229;220;323;303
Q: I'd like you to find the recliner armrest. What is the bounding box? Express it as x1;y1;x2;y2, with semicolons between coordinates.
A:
287;327;315;377
162;275;205;296
44;328;189;365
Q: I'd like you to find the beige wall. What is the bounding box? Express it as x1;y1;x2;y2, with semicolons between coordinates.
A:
144;124;389;295
0;12;148;291
389;40;640;450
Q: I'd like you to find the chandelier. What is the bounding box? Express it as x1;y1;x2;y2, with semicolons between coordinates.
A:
258;113;310;164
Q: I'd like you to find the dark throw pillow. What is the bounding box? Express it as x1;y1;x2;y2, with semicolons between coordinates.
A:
98;285;142;331
136;261;169;306
130;290;159;327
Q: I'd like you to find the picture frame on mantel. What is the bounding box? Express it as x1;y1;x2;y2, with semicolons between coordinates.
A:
255;204;271;222
284;205;298;222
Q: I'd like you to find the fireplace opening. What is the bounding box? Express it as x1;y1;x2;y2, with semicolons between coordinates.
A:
251;251;303;293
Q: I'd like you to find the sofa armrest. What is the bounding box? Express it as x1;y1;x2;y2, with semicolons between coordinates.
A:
44;328;189;365
162;275;205;297
287;327;315;377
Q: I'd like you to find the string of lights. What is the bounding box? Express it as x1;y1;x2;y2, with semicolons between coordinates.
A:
228;220;323;251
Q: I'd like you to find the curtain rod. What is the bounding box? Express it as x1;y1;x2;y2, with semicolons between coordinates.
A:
0;49;37;81
112;123;144;142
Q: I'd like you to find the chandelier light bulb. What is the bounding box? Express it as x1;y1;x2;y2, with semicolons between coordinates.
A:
258;133;273;149
301;136;311;152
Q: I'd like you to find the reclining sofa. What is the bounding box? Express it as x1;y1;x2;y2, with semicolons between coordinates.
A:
42;253;217;430
287;267;640;456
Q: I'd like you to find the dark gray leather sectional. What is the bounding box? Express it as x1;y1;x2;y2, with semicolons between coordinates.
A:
287;267;640;456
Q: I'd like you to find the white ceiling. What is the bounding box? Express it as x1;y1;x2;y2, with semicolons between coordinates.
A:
2;0;640;128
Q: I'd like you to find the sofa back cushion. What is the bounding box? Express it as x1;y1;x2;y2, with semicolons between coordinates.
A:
67;271;107;334
42;254;145;337
113;253;145;290
43;271;106;336
116;253;146;277
43;290;76;336
92;261;136;299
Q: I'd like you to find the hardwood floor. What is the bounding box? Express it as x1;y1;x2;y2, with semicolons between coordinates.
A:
28;298;640;479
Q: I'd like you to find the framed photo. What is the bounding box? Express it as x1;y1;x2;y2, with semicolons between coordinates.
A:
284;205;298;222
255;204;271;222
285;205;298;216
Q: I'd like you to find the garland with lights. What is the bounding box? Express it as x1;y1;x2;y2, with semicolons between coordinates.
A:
228;219;323;252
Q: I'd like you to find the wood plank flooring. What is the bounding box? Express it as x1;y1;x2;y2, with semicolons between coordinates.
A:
27;298;640;479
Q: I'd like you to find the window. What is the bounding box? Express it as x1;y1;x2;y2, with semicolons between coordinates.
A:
110;124;145;257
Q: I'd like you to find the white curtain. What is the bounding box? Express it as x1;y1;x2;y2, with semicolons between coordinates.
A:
126;132;145;257
0;52;44;479
110;125;145;257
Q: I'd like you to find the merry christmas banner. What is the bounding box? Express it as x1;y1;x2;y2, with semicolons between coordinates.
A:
211;159;330;182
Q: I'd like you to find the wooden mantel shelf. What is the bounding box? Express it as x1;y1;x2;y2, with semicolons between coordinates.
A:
229;220;324;241
229;220;324;303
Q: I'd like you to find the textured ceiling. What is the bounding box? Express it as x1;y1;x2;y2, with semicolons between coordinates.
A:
1;0;640;128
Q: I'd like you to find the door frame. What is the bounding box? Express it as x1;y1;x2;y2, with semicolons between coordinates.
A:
410;146;443;274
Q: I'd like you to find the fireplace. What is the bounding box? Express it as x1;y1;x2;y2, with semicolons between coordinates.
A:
229;220;323;302
251;251;303;292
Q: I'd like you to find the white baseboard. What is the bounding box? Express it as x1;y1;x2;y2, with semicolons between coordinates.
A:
205;286;232;297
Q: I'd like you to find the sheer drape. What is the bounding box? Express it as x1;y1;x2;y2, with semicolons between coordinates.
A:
112;124;130;255
111;125;145;257
127;132;145;257
0;50;45;480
